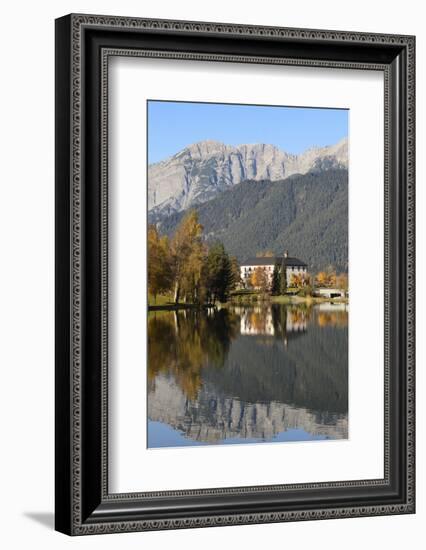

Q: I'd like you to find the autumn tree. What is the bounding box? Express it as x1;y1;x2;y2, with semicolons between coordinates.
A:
324;265;337;287
180;238;207;304
315;271;328;287
251;267;269;294
290;273;304;288
328;272;337;287
336;273;349;291
147;225;173;303
149;210;241;307
170;210;204;304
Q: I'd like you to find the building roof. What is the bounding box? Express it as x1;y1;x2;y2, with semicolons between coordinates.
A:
241;256;307;267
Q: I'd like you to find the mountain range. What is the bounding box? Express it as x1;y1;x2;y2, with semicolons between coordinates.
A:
148;138;348;218
148;139;349;272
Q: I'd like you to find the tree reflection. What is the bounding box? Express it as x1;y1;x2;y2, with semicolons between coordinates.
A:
315;310;348;328
148;303;348;408
148;309;239;400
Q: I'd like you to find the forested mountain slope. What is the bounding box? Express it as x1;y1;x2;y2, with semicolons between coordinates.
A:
157;168;348;273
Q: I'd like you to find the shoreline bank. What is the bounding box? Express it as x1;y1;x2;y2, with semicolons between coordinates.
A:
148;295;348;311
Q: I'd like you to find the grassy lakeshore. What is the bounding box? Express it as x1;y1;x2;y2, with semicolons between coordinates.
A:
225;289;348;306
270;295;348;305
148;291;348;310
149;303;213;311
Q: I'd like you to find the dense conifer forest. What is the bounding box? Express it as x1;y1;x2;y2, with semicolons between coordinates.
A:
157;168;348;273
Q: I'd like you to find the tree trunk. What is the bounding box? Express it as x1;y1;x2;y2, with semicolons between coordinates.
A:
174;281;180;304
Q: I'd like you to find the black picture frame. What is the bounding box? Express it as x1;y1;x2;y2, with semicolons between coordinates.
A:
55;13;415;535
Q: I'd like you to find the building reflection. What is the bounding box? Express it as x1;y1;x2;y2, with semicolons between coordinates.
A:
238;306;276;336
237;305;309;338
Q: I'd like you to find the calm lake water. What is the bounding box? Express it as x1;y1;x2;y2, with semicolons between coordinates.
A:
147;303;348;448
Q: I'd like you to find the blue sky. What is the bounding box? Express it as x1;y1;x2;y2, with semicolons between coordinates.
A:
147;100;348;164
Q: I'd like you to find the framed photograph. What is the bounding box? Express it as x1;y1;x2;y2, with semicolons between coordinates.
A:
55;14;415;535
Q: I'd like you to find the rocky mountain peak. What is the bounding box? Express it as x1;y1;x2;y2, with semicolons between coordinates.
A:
183;140;230;159
148;138;348;218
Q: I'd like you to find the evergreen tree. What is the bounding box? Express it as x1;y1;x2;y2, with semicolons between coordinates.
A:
280;260;287;295
204;242;234;304
271;263;281;295
229;256;241;291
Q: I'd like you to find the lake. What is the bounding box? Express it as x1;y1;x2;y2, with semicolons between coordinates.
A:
147;303;348;448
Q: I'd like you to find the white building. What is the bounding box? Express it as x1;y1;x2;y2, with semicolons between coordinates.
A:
312;288;346;299
240;251;308;288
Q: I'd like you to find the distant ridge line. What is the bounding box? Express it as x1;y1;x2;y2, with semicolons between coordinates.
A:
148;137;348;216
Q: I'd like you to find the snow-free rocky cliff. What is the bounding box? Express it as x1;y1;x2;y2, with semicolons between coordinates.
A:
148;138;348;218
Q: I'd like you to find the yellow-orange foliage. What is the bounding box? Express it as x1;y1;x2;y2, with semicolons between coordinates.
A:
250;267;268;290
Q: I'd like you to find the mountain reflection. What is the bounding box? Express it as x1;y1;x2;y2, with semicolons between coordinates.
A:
147;304;348;446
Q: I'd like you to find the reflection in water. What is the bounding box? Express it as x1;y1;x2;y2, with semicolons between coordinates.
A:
147;304;348;447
